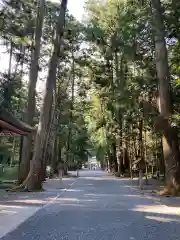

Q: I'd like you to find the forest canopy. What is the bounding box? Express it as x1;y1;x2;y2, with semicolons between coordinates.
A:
0;0;180;195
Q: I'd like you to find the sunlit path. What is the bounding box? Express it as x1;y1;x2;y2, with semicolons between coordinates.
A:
1;170;180;240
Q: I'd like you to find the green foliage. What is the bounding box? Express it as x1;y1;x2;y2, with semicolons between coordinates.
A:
1;0;180;175
81;0;180;170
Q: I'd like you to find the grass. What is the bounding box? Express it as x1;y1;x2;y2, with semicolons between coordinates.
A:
0;165;18;189
0;182;15;189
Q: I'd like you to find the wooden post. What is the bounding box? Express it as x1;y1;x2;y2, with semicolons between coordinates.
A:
137;159;145;190
139;170;143;190
59;169;63;187
57;162;63;188
77;169;79;177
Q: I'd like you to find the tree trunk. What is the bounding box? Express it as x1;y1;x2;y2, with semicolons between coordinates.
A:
159;137;165;177
50;117;58;177
117;114;123;176
19;0;45;184
151;0;180;195
138;119;144;164
111;141;118;173
3;40;13;109
50;136;58;177
107;149;113;172
21;0;68;191
66;47;75;166
50;84;63;177
123;148;129;171
39;97;54;181
40;145;48;182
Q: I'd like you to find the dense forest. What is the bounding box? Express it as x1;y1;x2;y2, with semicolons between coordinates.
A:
0;0;180;195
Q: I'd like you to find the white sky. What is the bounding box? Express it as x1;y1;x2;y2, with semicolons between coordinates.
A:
0;0;85;92
67;0;85;21
51;0;85;21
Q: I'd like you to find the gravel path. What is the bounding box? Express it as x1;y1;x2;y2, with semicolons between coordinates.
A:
1;170;180;240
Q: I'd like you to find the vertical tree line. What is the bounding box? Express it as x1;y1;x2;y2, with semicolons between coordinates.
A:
0;0;180;194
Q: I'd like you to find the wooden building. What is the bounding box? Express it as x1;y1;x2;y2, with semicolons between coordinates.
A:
0;107;35;136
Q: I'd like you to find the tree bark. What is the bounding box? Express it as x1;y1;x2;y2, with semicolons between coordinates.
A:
21;0;68;191
39;96;54;181
50;136;58;178
151;0;180;195
123;148;129;170
138;119;144;164
50;85;62;177
3;40;13;109
19;0;45;183
111;141;118;173
66;47;75;166
49;117;58;177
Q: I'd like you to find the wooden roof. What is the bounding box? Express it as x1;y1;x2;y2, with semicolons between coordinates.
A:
0;107;35;136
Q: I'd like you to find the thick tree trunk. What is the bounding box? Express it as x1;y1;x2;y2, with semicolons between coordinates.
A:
117;149;124;175
155;116;180;194
107;149;112;172
40;145;48;182
117;114;123;176
39;99;54;181
3;40;13;109
111;141;118;173
50;151;60;178
159;137;165;177
50;84;64;177
21;0;68;191
123;148;129;170
151;0;180;195
50;118;58;177
66;48;75;166
50;137;58;177
114;52;127;176
138;119;144;164
19;0;45;183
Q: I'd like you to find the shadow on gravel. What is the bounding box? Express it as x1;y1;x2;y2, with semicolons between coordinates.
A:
0;178;75;208
1;175;180;240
